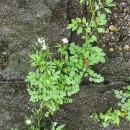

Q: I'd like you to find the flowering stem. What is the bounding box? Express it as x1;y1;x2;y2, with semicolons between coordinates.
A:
89;0;95;26
60;51;63;60
86;0;95;41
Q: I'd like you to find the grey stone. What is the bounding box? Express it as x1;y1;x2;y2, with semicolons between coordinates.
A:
0;0;69;80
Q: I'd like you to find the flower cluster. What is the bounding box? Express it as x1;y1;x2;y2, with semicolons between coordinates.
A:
25;119;32;125
62;38;68;44
95;6;99;10
37;37;46;50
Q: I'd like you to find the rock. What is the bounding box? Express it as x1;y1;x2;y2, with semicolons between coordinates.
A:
124;45;130;51
118;46;122;51
0;0;69;80
128;21;130;25
109;48;114;52
109;25;119;32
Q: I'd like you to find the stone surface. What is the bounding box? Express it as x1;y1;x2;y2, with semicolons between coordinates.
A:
54;84;130;130
0;0;130;130
0;0;69;80
0;81;29;130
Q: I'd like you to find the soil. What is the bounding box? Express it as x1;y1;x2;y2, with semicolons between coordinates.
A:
0;0;130;130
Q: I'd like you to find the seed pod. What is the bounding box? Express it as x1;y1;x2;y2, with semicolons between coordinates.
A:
84;59;89;68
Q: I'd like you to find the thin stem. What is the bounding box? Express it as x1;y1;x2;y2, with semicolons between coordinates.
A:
88;25;98;37
60;51;63;60
86;0;95;41
89;0;95;26
98;0;102;5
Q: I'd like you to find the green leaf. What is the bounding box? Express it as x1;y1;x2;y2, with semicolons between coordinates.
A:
127;112;130;121
91;21;96;27
106;0;113;4
86;27;91;33
91;35;97;41
77;27;83;34
56;124;65;130
71;19;77;24
114;90;120;95
76;17;81;23
82;17;86;24
80;0;85;3
96;14;107;25
67;24;73;29
70;42;76;47
104;8;111;14
31;62;36;67
98;28;105;33
72;25;78;31
127;85;130;90
47;69;51;75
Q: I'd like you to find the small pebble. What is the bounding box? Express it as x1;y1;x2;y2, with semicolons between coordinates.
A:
128;21;130;25
102;44;106;47
118;46;122;51
110;32;114;35
109;48;114;52
124;45;129;51
109;25;119;32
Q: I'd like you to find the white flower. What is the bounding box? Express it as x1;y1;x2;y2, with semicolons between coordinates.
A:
53;122;57;126
62;38;68;44
37;37;47;50
95;6;99;10
86;22;88;26
38;37;45;44
38;37;43;43
42;43;47;50
25;119;31;125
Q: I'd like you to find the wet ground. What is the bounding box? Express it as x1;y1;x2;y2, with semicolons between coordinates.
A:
1;81;130;130
0;0;130;130
0;81;29;130
54;83;130;130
